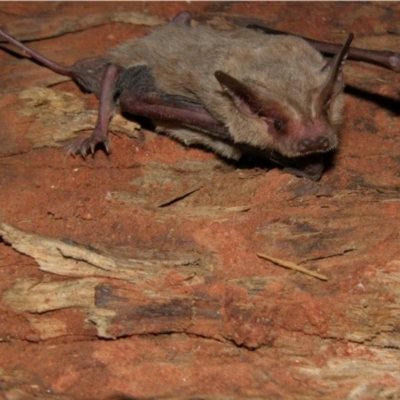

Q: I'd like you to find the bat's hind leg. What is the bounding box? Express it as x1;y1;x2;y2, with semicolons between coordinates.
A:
68;63;123;157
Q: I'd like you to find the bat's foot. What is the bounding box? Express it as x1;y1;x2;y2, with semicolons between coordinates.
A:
68;134;111;158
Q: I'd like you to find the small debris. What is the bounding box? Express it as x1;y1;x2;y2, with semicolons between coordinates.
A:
156;185;203;208
256;253;328;281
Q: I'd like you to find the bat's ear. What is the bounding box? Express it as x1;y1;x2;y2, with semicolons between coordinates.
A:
214;70;262;117
317;33;354;110
171;11;192;26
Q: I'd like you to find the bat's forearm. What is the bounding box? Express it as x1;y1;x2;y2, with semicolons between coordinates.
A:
120;93;228;138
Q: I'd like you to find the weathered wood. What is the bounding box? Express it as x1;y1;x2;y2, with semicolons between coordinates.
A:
0;2;400;400
0;88;140;156
2;222;400;349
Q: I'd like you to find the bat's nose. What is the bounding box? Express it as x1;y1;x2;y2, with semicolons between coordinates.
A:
297;137;331;154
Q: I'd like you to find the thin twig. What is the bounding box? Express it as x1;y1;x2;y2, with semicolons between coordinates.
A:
257;253;328;281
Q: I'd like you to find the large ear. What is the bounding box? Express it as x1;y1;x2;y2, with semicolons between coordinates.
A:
171;11;192;26
214;70;263;117
317;33;354;110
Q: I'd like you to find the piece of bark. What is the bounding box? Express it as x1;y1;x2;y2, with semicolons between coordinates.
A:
2;222;400;349
0;223;200;281
0;87;140;156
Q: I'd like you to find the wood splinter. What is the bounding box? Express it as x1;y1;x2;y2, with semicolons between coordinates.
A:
256;253;328;281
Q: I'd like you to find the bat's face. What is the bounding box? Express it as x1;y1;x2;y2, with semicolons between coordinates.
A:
251;92;343;158
215;70;344;159
214;32;352;160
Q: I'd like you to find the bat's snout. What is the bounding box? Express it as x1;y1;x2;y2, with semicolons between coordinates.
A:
297;136;332;154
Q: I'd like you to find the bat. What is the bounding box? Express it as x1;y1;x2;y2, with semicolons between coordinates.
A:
0;11;398;180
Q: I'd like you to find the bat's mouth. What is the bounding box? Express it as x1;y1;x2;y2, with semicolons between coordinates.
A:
269;152;328;181
282;134;337;158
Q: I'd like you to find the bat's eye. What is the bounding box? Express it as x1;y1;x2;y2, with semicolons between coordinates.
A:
321;106;330;118
274;119;283;132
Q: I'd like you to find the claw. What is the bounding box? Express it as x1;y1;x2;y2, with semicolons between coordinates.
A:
67;135;111;158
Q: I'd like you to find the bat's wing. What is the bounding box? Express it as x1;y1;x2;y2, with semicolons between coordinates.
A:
246;24;400;73
120;91;229;139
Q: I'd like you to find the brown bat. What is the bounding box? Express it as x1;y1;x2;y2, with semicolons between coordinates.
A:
0;11;398;180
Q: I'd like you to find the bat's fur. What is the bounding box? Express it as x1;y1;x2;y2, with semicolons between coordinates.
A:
107;22;345;159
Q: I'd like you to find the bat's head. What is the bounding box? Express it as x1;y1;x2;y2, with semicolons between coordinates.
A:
215;34;353;159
